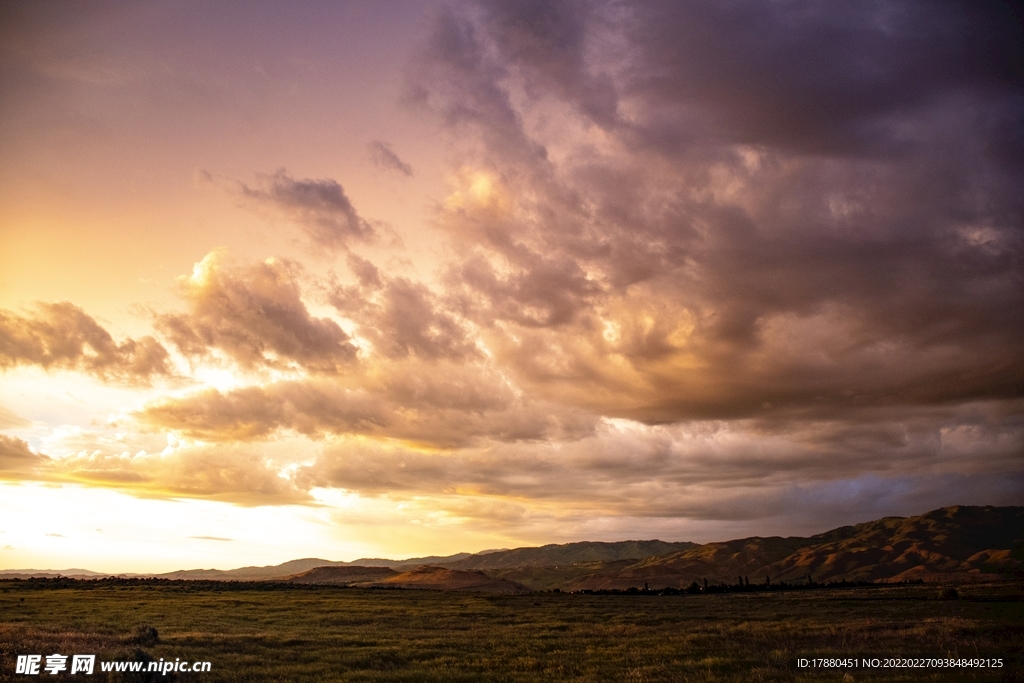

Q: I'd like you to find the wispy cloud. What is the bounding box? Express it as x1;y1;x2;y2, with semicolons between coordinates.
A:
0;404;30;429
368;140;413;177
1;430;313;507
239;169;376;249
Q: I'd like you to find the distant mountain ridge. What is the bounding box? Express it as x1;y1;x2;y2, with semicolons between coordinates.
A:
0;568;105;580
553;505;1024;590
3;506;1019;590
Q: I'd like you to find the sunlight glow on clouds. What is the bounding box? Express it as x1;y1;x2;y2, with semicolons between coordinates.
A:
0;0;1021;570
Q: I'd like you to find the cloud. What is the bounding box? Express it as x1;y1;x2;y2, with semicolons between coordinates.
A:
331;261;480;361
303;400;1023;504
621;0;1024;157
292;398;1022;541
11;427;313;506
240;168;376;249
138;363;596;448
0;302;172;383
368;140;413;176
139;382;387;441
405;6;548;167
407;0;1024;426
0;435;48;480
158;251;358;373
59;444;311;505
10;395;1023;533
478;0;619;127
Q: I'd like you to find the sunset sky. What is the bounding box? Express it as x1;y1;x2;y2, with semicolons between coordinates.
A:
1;0;1021;573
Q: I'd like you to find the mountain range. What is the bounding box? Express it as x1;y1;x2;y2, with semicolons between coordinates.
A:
3;506;1020;591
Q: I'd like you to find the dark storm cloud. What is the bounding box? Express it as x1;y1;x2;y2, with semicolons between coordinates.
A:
240;169;376;248
0;302;171;383
478;0;619;127
476;0;1024;157
410;0;1024;425
368;140;414;177
406;5;548;166
157;251;358;373
623;0;1024;156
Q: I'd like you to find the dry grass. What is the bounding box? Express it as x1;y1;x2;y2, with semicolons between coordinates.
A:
0;580;1020;682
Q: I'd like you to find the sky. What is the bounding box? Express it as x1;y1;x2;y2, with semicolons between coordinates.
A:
1;0;1021;573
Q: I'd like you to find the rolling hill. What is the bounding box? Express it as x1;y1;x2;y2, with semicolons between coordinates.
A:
557;505;1024;590
287;565;529;593
286;565;400;584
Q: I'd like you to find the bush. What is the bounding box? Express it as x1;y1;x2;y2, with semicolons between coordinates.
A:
938;587;959;601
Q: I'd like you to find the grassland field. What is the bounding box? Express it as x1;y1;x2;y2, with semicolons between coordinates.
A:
1;580;1021;682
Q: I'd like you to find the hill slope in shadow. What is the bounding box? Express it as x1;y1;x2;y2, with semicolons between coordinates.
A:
559;505;1023;590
